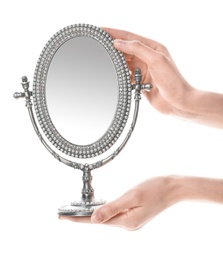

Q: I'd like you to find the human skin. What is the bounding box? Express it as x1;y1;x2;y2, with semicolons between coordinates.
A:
59;28;223;230
106;28;223;129
59;176;223;230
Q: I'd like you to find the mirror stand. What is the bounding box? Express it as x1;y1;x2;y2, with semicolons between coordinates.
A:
66;165;106;216
14;68;152;216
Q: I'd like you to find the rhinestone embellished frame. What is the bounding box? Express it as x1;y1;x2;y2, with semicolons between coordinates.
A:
33;24;131;159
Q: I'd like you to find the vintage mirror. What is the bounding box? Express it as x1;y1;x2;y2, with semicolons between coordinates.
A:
14;24;152;216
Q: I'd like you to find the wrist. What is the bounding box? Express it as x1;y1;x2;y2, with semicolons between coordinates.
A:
173;87;223;128
180;88;206;119
167;176;223;204
163;176;186;206
172;87;200;120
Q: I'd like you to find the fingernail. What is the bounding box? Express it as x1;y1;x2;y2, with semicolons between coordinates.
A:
58;215;64;220
114;39;125;47
58;215;68;221
91;212;103;223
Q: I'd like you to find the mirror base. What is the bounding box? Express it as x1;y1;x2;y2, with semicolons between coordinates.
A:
58;199;106;216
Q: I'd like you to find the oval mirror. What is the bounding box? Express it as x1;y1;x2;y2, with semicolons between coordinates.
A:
46;36;118;146
33;24;131;158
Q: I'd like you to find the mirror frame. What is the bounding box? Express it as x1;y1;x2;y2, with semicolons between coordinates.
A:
33;24;131;159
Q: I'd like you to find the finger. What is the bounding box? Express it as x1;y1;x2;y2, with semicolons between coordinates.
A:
99;207;146;231
123;53;134;61
102;27;163;52
114;39;157;67
58;215;92;223
91;191;139;224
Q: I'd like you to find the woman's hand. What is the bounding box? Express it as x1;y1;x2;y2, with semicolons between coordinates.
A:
104;28;194;116
59;176;181;230
59;176;223;230
103;28;223;128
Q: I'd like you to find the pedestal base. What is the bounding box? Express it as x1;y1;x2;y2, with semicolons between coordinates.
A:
58;199;106;216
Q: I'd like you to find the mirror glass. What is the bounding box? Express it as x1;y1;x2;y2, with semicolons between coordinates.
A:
46;37;118;145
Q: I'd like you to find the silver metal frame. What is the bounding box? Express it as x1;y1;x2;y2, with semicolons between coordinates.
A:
33;24;132;159
14;24;152;216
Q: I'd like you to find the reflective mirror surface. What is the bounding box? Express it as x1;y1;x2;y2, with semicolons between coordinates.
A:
46;37;118;145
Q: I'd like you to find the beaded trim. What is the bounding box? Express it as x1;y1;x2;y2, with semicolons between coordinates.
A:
33;24;131;158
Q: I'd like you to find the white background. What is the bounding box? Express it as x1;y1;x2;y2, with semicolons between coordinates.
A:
1;0;223;259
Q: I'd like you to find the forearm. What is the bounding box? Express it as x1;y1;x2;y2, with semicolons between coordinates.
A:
176;88;223;128
171;176;223;205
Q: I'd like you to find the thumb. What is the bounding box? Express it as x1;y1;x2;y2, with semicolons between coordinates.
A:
91;193;135;224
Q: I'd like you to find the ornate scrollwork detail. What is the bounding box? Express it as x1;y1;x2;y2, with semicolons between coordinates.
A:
14;77;33;108
134;93;142;101
72;162;82;170
90;160;103;170
82;188;94;195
